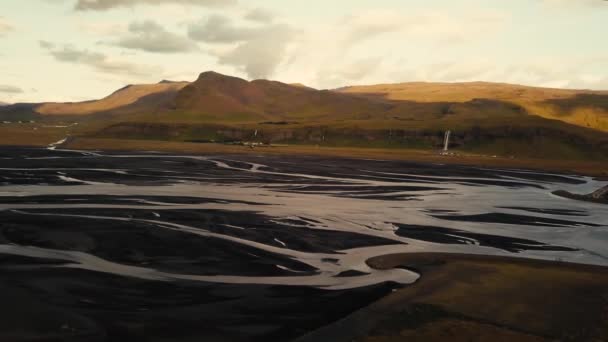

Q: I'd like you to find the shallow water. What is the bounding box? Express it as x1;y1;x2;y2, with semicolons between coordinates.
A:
0;147;607;291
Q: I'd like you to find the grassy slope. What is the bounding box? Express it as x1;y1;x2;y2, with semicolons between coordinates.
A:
33;82;189;116
338;82;608;131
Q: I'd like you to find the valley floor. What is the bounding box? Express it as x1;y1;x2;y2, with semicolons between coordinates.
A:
64;137;608;179
1;123;607;179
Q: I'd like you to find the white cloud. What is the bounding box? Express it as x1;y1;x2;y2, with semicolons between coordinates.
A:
275;8;509;88
0;17;14;37
216;27;294;79
384;56;608;91
189;15;296;78
78;21;127;36
188;15;260;43
541;0;608;8
329;9;509;49
316;57;383;87
112;20;198;53
41;42;162;77
0;85;23;93
244;8;275;23
74;0;236;11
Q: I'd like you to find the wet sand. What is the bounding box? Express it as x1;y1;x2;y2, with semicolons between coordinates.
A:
298;253;608;342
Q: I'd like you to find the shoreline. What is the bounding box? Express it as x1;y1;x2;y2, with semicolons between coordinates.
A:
40;137;608;179
298;252;608;342
2;135;606;178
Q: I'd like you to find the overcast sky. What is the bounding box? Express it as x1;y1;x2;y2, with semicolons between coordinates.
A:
1;0;607;102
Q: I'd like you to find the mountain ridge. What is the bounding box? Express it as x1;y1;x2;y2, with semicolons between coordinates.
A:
35;81;189;116
2;71;608;161
3;72;608;130
337;81;608;131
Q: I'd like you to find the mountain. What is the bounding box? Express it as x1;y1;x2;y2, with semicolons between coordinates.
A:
35;81;189;116
169;71;388;122
85;72;608;160
2;71;608;161
337;82;608;132
0;102;9;106
0;81;189;121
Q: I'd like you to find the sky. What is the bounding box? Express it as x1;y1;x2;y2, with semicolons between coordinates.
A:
1;0;607;103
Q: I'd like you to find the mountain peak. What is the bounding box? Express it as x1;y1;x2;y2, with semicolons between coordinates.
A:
196;71;248;83
197;71;227;78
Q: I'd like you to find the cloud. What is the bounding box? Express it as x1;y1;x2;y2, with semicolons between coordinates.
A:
113;20;198;53
0;17;14;37
184;8;508;86
39;40;55;49
244;8;275;23
216;27;294;79
78;21;127;36
388;56;608;91
339;11;403;48
189;15;296;78
188;15;259;43
0;85;23;94
340;9;508;48
74;0;236;11
316;57;383;86
41;42;161;77
541;0;608;7
274;8;509;89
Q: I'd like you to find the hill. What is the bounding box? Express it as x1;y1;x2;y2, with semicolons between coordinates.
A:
337;82;608;132
35;81;189;116
166;71;389;122
2;71;608;161
86;72;608;160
